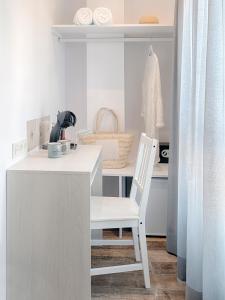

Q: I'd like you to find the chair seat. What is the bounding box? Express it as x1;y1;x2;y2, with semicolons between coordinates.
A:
91;196;140;223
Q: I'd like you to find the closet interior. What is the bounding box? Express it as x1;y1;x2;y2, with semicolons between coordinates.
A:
53;0;176;236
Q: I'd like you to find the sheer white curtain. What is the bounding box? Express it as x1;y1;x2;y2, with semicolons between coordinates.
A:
177;0;225;299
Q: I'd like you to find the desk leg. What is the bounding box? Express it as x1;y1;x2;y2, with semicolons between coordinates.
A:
119;176;123;239
91;163;103;240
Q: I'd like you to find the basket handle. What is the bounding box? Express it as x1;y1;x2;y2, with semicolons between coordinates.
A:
95;107;119;133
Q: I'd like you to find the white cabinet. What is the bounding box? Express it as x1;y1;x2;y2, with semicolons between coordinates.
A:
7;145;102;300
146;178;168;236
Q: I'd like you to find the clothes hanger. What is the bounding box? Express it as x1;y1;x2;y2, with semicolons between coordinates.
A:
149;45;154;56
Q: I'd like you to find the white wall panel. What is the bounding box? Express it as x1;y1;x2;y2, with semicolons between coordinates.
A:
124;0;175;25
87;42;125;131
66;43;87;132
55;0;86;24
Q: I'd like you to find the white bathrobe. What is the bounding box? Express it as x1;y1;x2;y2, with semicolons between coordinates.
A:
142;51;164;162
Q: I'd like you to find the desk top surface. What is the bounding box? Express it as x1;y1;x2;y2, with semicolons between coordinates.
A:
103;163;169;178
8;145;168;178
8;145;102;174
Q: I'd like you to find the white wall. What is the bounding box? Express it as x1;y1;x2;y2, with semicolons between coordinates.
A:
56;0;86;24
87;42;125;131
0;1;82;298
66;43;87;132
124;0;175;25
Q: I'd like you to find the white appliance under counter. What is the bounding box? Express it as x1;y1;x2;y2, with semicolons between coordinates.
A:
7;145;102;300
103;163;169;236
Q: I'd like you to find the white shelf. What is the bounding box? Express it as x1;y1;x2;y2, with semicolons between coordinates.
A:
52;24;175;42
103;163;168;178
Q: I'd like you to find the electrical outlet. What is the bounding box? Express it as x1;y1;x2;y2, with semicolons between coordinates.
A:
12;140;28;160
27;116;50;151
40;116;51;145
27;119;40;152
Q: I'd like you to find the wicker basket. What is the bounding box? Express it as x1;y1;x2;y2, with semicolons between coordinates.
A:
79;108;134;169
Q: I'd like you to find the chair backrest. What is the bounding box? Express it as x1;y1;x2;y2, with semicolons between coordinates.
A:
130;133;158;222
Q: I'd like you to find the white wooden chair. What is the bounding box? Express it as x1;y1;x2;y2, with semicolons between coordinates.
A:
91;133;158;288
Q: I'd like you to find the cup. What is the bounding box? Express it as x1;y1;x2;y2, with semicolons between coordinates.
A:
48;142;62;158
59;140;71;155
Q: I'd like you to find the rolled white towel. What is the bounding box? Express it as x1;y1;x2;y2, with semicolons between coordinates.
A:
93;7;113;26
73;8;93;25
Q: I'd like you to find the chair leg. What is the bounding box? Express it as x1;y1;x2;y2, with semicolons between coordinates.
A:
119;228;123;239
139;224;151;289
132;227;141;261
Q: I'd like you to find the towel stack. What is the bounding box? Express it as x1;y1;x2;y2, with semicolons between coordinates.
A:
93;7;113;26
73;7;113;26
74;8;93;25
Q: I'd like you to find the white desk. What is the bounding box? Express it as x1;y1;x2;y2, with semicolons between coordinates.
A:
103;163;168;194
7;145;102;300
103;162;168;178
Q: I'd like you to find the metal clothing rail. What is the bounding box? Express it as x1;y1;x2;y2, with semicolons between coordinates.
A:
58;37;174;43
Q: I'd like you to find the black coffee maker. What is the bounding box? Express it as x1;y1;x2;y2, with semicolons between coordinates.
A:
50;111;76;143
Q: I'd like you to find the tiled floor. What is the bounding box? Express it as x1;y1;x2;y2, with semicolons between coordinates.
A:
91;230;185;300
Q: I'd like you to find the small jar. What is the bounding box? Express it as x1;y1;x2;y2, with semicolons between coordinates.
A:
48;142;62;158
59;140;71;155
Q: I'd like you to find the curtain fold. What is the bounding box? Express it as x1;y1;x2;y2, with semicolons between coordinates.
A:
175;0;225;299
167;0;179;257
203;1;225;299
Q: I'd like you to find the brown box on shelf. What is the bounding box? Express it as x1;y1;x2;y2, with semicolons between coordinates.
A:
139;16;159;24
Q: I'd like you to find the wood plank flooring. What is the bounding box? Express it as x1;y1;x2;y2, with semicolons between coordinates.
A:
91;230;185;300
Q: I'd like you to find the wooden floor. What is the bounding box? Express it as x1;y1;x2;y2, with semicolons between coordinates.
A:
91;230;185;300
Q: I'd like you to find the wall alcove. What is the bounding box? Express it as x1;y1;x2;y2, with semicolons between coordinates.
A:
53;0;176;158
